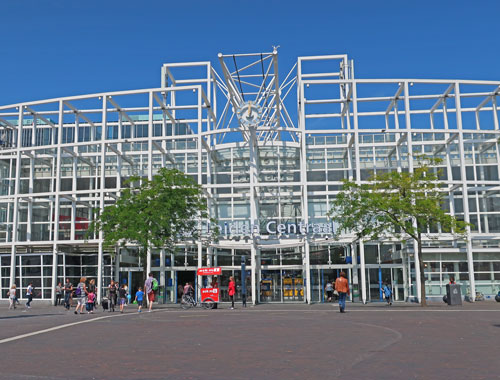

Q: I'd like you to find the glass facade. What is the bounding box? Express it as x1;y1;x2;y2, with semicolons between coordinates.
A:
1;52;500;303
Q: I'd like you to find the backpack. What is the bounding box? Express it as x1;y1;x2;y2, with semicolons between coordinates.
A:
152;278;159;291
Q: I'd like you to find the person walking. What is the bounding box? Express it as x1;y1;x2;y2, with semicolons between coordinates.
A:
74;277;87;315
135;287;144;313
8;284;17;310
55;283;63;306
228;276;236;310
25;282;34;309
108;280;117;312
63;279;73;310
334;272;350;313
118;284;127;313
86;289;96;314
382;282;392;306
88;279;97;312
144;273;156;312
325;280;334;302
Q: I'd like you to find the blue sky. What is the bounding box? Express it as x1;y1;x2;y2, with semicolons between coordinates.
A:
1;0;499;105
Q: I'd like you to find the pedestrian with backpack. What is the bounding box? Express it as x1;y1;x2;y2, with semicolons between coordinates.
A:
74;277;87;315
144;273;157;312
382;282;393;306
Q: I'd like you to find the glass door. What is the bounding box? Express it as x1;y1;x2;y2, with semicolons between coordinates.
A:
310;266;353;303
260;269;282;302
366;265;405;302
259;267;304;302
391;267;404;301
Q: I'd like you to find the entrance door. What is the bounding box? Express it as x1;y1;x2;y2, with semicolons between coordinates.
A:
260;270;281;302
311;267;353;303
176;271;196;302
391;267;404;301
366;266;405;302
130;272;144;301
367;267;389;301
282;269;304;302
259;268;304;302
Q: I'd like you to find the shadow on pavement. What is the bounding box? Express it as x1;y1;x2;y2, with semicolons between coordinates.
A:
0;313;59;320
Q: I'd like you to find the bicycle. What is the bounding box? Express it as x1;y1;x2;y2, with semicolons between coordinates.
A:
464;287;485;302
180;294;215;310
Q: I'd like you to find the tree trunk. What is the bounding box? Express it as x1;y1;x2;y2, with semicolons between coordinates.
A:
417;236;427;307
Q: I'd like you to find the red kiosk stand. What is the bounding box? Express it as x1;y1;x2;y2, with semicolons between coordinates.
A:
197;267;221;308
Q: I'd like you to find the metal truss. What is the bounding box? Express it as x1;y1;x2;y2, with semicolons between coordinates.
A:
216;49;298;144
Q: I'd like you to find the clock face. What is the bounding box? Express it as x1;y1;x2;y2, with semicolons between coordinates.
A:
237;101;262;128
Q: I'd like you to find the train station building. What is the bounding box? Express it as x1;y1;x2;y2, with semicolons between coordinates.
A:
1;51;499;304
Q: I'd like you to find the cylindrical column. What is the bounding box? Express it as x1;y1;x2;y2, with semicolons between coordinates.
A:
97;242;103;303
414;241;422;303
359;241;367;304
251;243;257;305
351;244;359;302
305;240;312;304
197;241;202;302
146;247;152;279
160;248;166;287
114;248;120;283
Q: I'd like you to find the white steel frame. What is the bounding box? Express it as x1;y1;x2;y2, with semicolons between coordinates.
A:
1;51;499;305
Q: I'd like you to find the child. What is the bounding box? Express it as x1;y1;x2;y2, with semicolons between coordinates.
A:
118;284;127;313
135;287;144;313
8;284;17;310
86;291;95;314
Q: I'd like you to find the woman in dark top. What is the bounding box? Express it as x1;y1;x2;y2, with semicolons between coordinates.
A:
108;280;117;312
118;284;127;313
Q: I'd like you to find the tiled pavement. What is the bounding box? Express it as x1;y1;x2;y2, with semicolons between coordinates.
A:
0;301;499;379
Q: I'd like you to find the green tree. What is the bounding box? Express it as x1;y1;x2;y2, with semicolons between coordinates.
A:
328;157;468;306
87;168;212;279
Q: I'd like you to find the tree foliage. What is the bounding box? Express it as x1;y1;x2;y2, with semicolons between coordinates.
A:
328;157;469;306
87;168;211;257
